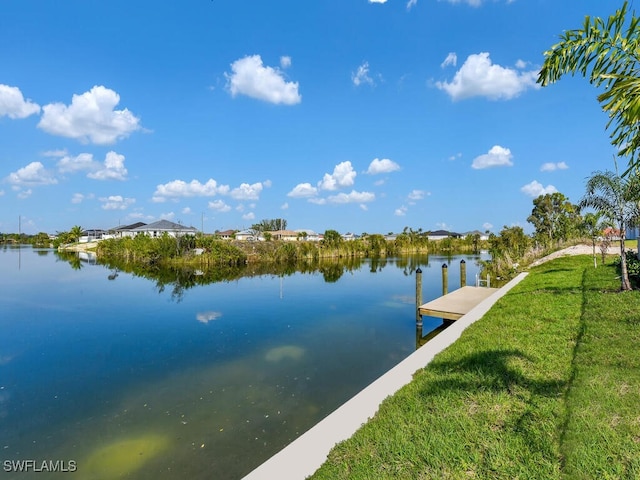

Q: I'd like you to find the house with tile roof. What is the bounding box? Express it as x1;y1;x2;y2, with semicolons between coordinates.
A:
130;220;198;238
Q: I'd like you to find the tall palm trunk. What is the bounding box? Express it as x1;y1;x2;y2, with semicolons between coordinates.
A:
618;221;632;291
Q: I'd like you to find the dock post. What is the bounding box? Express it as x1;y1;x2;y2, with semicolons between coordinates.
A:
460;259;466;288
415;268;423;326
442;264;448;296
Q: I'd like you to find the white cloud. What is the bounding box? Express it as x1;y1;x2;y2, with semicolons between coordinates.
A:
407;0;418;10
288;183;318;198
441;52;457;68
242;212;255;221
57;153;96;173
281;202;289;210
308;197;327;205
230;182;265;200
327;190;375;204
352;62;374;87
366;158;400;175
42;149;68;158
436;52;539;100
369;0;387;3
0;84;40;119
395;206;408;216
160;212;175;220
482;222;493;231
100;195;135;210
57;151;128;180
38;86;141;144
540;161;569;172
436;222;452;230
87;151;128;181
520;180;558;198
471;145;513;169
408;189;427;200
515;59;528;69
318;161;356;191
152;179;229;202
17;188;33;199
71;193;94;204
208;200;232;212
226;55;301;105
280;56;292;68
196;311;222;324
6;162;57;186
182;207;192;215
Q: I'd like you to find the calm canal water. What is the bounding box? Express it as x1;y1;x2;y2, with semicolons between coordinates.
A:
0;246;487;479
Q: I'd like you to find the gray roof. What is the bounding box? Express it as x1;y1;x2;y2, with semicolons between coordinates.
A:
110;222;146;231
131;219;197;232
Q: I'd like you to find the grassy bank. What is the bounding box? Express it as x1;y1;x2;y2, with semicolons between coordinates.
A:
311;255;640;479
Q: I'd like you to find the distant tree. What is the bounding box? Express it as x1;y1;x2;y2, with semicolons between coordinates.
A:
580;166;640;290
322;229;342;248
252;218;287;232
527;192;581;247
581;212;607;268
69;225;83;243
538;2;640;174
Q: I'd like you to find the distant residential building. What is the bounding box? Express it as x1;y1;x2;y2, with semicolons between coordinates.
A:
341;232;357;241
269;230;299;241
234;229;260;241
295;229;321;242
463;230;490;241
130;220;198;238
79;229;108;243
108;222;147;239
216;229;236;240
427;230;462;241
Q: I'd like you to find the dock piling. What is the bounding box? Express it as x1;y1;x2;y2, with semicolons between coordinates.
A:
460;259;466;288
442;264;448;296
415;267;423;326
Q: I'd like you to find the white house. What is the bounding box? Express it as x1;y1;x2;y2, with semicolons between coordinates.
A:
129;220;198;238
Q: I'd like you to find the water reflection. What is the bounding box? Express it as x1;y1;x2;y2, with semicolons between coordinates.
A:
0;247;488;479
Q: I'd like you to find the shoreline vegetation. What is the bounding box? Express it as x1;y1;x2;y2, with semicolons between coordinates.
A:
310;254;640;479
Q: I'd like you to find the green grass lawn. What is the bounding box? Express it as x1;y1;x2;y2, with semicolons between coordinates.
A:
310;256;640;479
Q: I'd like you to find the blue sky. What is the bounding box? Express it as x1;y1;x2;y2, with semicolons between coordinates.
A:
0;0;623;235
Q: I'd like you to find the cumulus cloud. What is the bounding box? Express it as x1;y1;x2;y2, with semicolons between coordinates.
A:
366;158;400;175
242;212;255;221
436;52;539;101
288;182;318;198
208;200;231;212
226;55;301;105
395;205;408;216
38;86;141;144
152;179;230;202
57;151;128;180
407;0;418;9
318;161;357;190
0;84;41;119
230;181;267;200
352;62;375;87
71;193;94;204
327;190;375;204
280;56;292;68
408;189;428;201
441;52;457;68
521;180;558;198
100;195;135;210
472;145;513;169
6;162;57;186
540;161;569;172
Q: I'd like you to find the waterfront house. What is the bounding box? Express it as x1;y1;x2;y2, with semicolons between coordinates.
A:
130;219;198;238
215;229;236;240
108;222;147;239
427;230;462;241
268;230;300;241
235;229;260;241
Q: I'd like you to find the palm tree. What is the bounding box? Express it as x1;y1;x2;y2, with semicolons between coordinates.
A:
538;2;640;174
580;167;640;290
581;212;607;268
69;225;83;243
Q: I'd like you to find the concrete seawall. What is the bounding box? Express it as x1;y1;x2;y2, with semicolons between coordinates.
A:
243;272;528;480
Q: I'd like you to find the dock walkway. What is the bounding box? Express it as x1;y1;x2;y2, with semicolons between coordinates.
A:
418;285;499;321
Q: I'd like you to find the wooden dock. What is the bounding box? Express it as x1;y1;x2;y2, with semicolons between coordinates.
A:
418;286;499;321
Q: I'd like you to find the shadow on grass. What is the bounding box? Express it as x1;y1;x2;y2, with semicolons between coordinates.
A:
420;349;566;398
